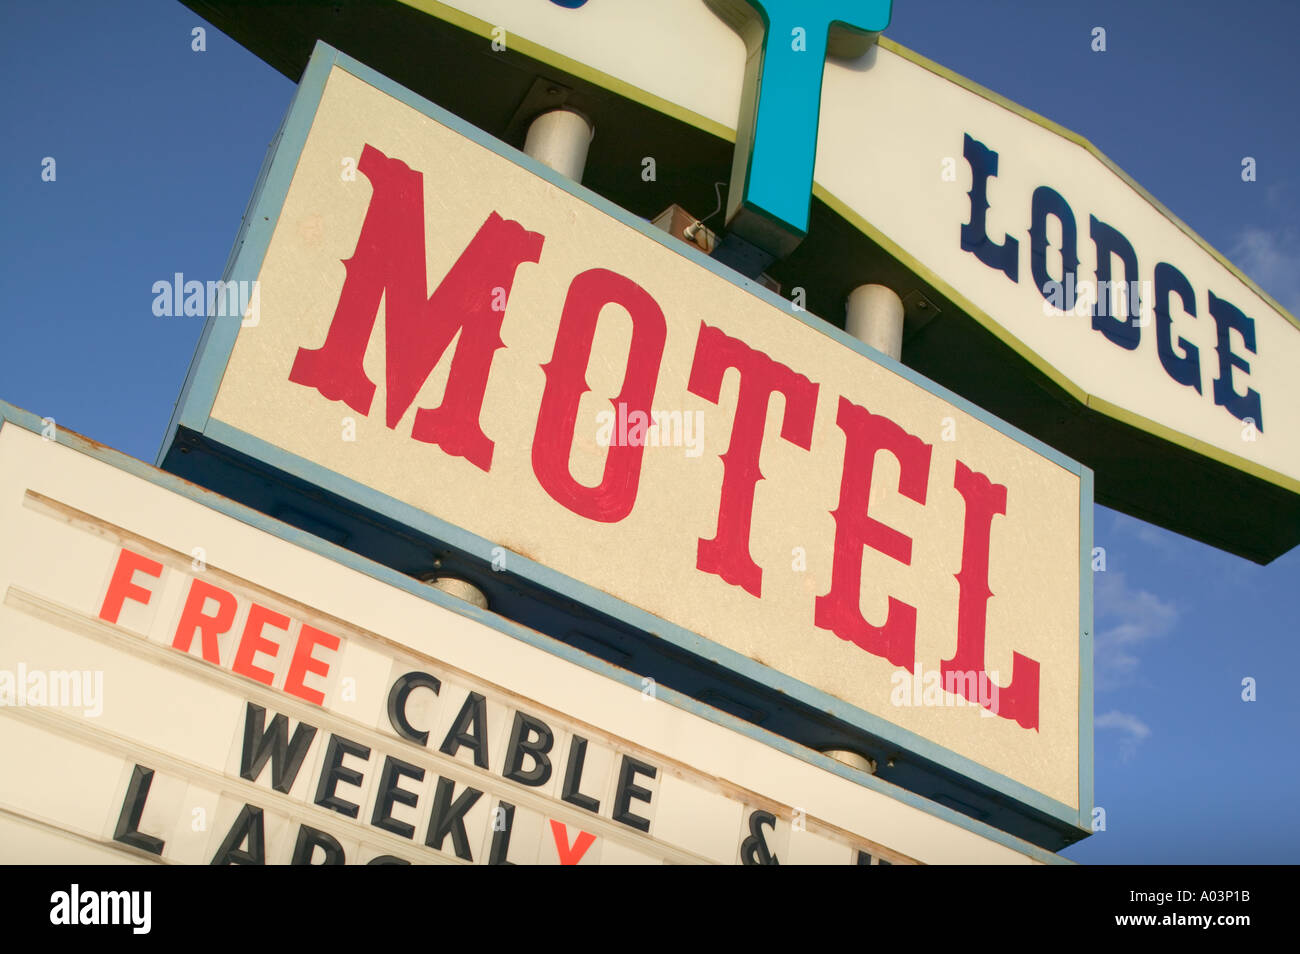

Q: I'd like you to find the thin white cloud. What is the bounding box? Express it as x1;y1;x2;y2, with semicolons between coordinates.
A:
1096;709;1151;761
1265;182;1290;206
1093;571;1178;690
1229;227;1300;316
1108;508;1185;558
1134;523;1175;549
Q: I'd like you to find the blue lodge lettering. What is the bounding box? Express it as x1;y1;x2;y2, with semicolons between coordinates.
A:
960;132;1264;431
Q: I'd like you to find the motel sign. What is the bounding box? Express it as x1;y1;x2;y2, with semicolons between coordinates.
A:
160;47;1090;848
9;0;1290;865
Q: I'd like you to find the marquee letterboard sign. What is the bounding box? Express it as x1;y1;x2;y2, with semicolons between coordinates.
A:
0;410;1054;864
159;45;1092;846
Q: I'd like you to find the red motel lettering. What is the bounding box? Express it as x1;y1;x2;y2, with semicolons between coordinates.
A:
288;143;544;471
533;268;667;522
287;144;1043;730
945;462;1040;730
815;397;933;672
687;322;818;598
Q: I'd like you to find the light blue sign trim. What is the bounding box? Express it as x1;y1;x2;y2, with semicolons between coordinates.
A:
1079;467;1096;826
157;41;1094;844
160;47;336;455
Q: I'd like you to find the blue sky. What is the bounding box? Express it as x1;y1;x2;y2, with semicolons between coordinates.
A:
1;0;1297;863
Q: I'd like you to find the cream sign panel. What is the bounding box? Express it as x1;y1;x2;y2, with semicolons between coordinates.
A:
195;57;1088;812
422;0;1300;496
0;421;1048;864
817;53;1300;489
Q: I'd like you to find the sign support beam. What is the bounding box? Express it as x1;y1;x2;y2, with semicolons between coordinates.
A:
523;108;593;183
846;283;905;361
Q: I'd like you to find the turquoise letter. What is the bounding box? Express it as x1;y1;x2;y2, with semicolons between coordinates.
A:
706;0;893;258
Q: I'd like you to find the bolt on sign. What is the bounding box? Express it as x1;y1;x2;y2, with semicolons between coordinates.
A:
159;45;1092;847
183;0;1293;561
0;409;1059;864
